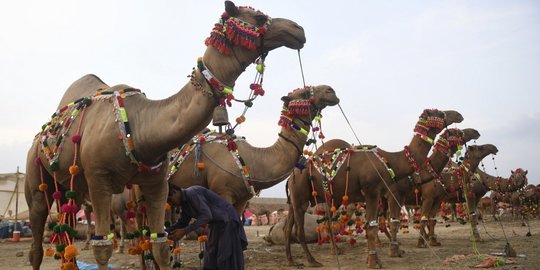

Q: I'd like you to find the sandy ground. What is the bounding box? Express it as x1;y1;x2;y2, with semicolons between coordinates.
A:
1;218;539;270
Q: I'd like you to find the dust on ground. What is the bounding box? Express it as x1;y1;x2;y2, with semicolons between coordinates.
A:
1;219;538;270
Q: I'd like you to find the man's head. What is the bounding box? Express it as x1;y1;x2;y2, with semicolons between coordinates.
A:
168;183;183;207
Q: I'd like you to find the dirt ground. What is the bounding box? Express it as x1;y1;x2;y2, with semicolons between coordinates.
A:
1;218;539;270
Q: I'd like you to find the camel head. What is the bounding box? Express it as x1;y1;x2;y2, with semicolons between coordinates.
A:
509;168;528;189
464;144;498;162
205;1;305;59
414;109;463;141
462;128;481;142
279;85;339;124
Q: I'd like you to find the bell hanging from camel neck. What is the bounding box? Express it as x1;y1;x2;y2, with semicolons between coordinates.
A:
212;105;229;133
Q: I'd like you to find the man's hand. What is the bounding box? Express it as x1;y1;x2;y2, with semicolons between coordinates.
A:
168;229;186;241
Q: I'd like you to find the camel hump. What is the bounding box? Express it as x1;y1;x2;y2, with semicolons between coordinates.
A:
56;74;110;109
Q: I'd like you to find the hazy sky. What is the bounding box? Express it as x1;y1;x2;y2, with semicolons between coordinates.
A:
1;1;539;198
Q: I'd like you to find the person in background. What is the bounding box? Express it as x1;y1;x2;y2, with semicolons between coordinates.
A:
166;184;247;270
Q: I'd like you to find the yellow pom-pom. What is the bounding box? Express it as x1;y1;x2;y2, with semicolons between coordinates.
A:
197;162;205;169
125;201;136;210
342;195;349;201
39;183;48;192
330;206;337;213
56;213;63;221
332;223;341;230
45;247;55;257
68;165;79;175
311;191;318;197
173;247;182;254
197;57;203;62
165;203;171;210
63;244;78;260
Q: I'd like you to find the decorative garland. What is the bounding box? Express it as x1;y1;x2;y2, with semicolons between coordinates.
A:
205;6;271;55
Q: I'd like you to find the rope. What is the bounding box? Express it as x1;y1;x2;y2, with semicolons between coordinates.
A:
338;104;362;146
297;50;306;88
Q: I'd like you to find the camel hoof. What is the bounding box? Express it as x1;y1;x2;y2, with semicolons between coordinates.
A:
389;248;405;257
416;239;427;248
307;260;323;267
284;260;303;267
429;240;441;246
367;254;382;269
114;249;124;254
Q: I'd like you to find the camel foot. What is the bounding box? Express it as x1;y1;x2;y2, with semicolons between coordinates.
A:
416;238;427;248
307;260;323;267
115;248;124;254
284;260;305;267
429;236;441;246
367;253;382;269
471;235;483;242
389;243;405;257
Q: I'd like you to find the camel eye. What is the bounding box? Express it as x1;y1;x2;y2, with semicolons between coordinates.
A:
254;15;268;25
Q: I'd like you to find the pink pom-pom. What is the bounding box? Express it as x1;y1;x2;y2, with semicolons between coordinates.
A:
138;205;146;214
52;191;62;200
34;156;42;166
61;204;71;213
70;204;79;214
126;210;136;219
153;167;161;173
71;134;82;143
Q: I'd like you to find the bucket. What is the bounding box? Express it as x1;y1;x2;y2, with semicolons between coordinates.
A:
12;230;21;242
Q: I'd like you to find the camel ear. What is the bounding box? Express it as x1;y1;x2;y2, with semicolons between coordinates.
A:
281;96;292;103
225;1;239;17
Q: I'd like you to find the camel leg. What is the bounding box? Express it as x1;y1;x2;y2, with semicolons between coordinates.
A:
365;194;382;269
296;201;322;267
140;180;170;270
25;166;53;270
417;198;433;248
387;193;404;257
116;217;126;254
426;204;441;246
82;204;93;250
284;205;299;266
88;185;114;270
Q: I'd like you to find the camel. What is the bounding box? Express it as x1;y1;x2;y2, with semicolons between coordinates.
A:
284;109;464;268
415;144;499;247
384;128;480;257
487;169;529;220
23;2;306;269
167;85;340;216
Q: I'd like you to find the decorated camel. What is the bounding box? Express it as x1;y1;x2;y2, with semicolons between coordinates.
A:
488;170;530;220
384;127;480;257
284;109;464;268
23;2;306;269
413;144;499;247
442;168;528;240
167;85;340;216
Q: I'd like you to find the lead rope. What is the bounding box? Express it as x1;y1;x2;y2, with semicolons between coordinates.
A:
298;49;341;270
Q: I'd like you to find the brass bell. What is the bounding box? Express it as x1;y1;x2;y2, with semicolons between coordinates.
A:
212;105;229;127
